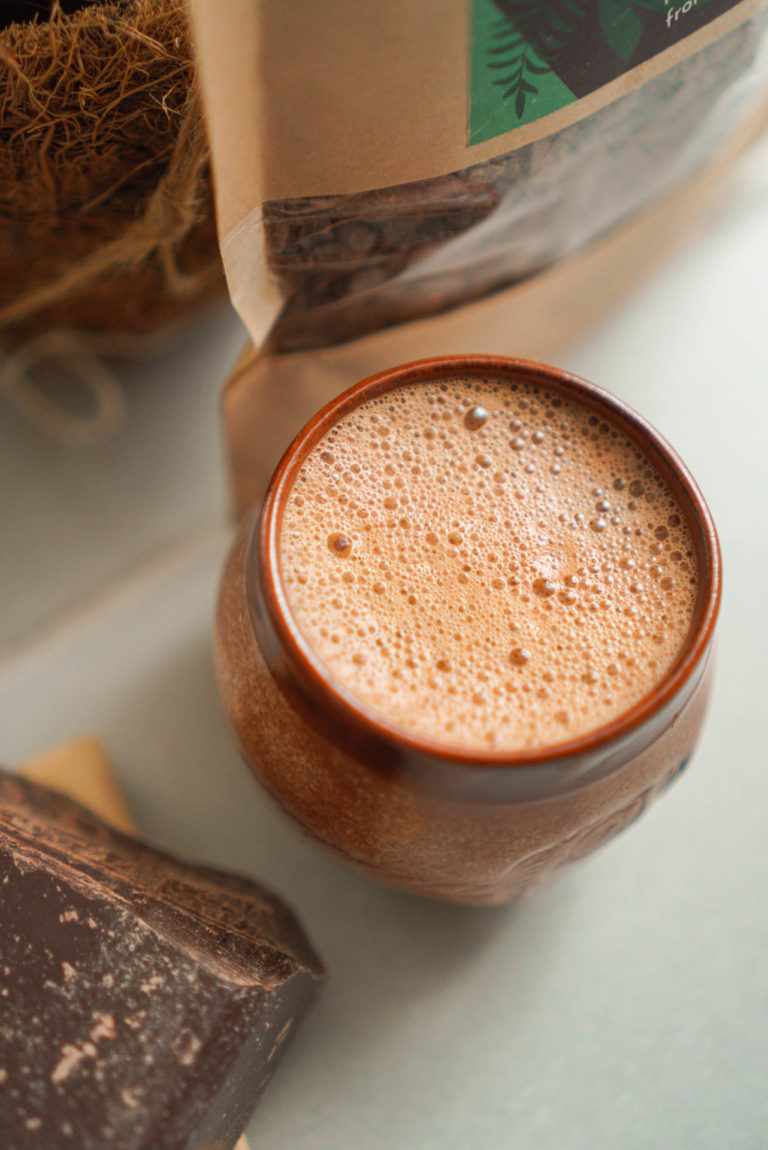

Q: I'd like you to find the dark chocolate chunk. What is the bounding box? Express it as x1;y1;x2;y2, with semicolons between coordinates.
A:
0;769;325;1150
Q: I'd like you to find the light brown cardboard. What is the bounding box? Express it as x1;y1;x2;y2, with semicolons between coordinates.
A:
21;735;135;835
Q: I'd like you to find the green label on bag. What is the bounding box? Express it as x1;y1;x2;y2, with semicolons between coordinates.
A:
470;0;746;145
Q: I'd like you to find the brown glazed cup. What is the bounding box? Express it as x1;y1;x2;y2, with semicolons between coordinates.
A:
215;357;721;906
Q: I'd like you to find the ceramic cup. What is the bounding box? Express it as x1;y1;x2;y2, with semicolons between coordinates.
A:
215;357;721;905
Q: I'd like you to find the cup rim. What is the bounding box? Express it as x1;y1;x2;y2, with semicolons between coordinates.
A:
252;355;721;771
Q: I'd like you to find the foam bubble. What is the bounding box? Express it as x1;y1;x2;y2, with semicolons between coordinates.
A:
464;406;488;431
327;532;352;558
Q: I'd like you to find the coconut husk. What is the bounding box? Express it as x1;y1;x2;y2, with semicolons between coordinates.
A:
0;0;224;348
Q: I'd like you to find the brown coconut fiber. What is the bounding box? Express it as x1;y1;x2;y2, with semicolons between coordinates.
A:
0;0;224;348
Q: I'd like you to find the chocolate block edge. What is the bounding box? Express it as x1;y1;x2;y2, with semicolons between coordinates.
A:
0;767;326;1150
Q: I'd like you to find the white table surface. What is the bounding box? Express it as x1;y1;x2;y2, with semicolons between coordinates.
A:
2;137;768;1150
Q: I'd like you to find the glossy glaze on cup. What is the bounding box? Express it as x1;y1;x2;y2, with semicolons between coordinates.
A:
215;357;720;905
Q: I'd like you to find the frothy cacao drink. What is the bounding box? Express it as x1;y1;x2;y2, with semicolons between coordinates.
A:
217;357;719;903
279;375;698;751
